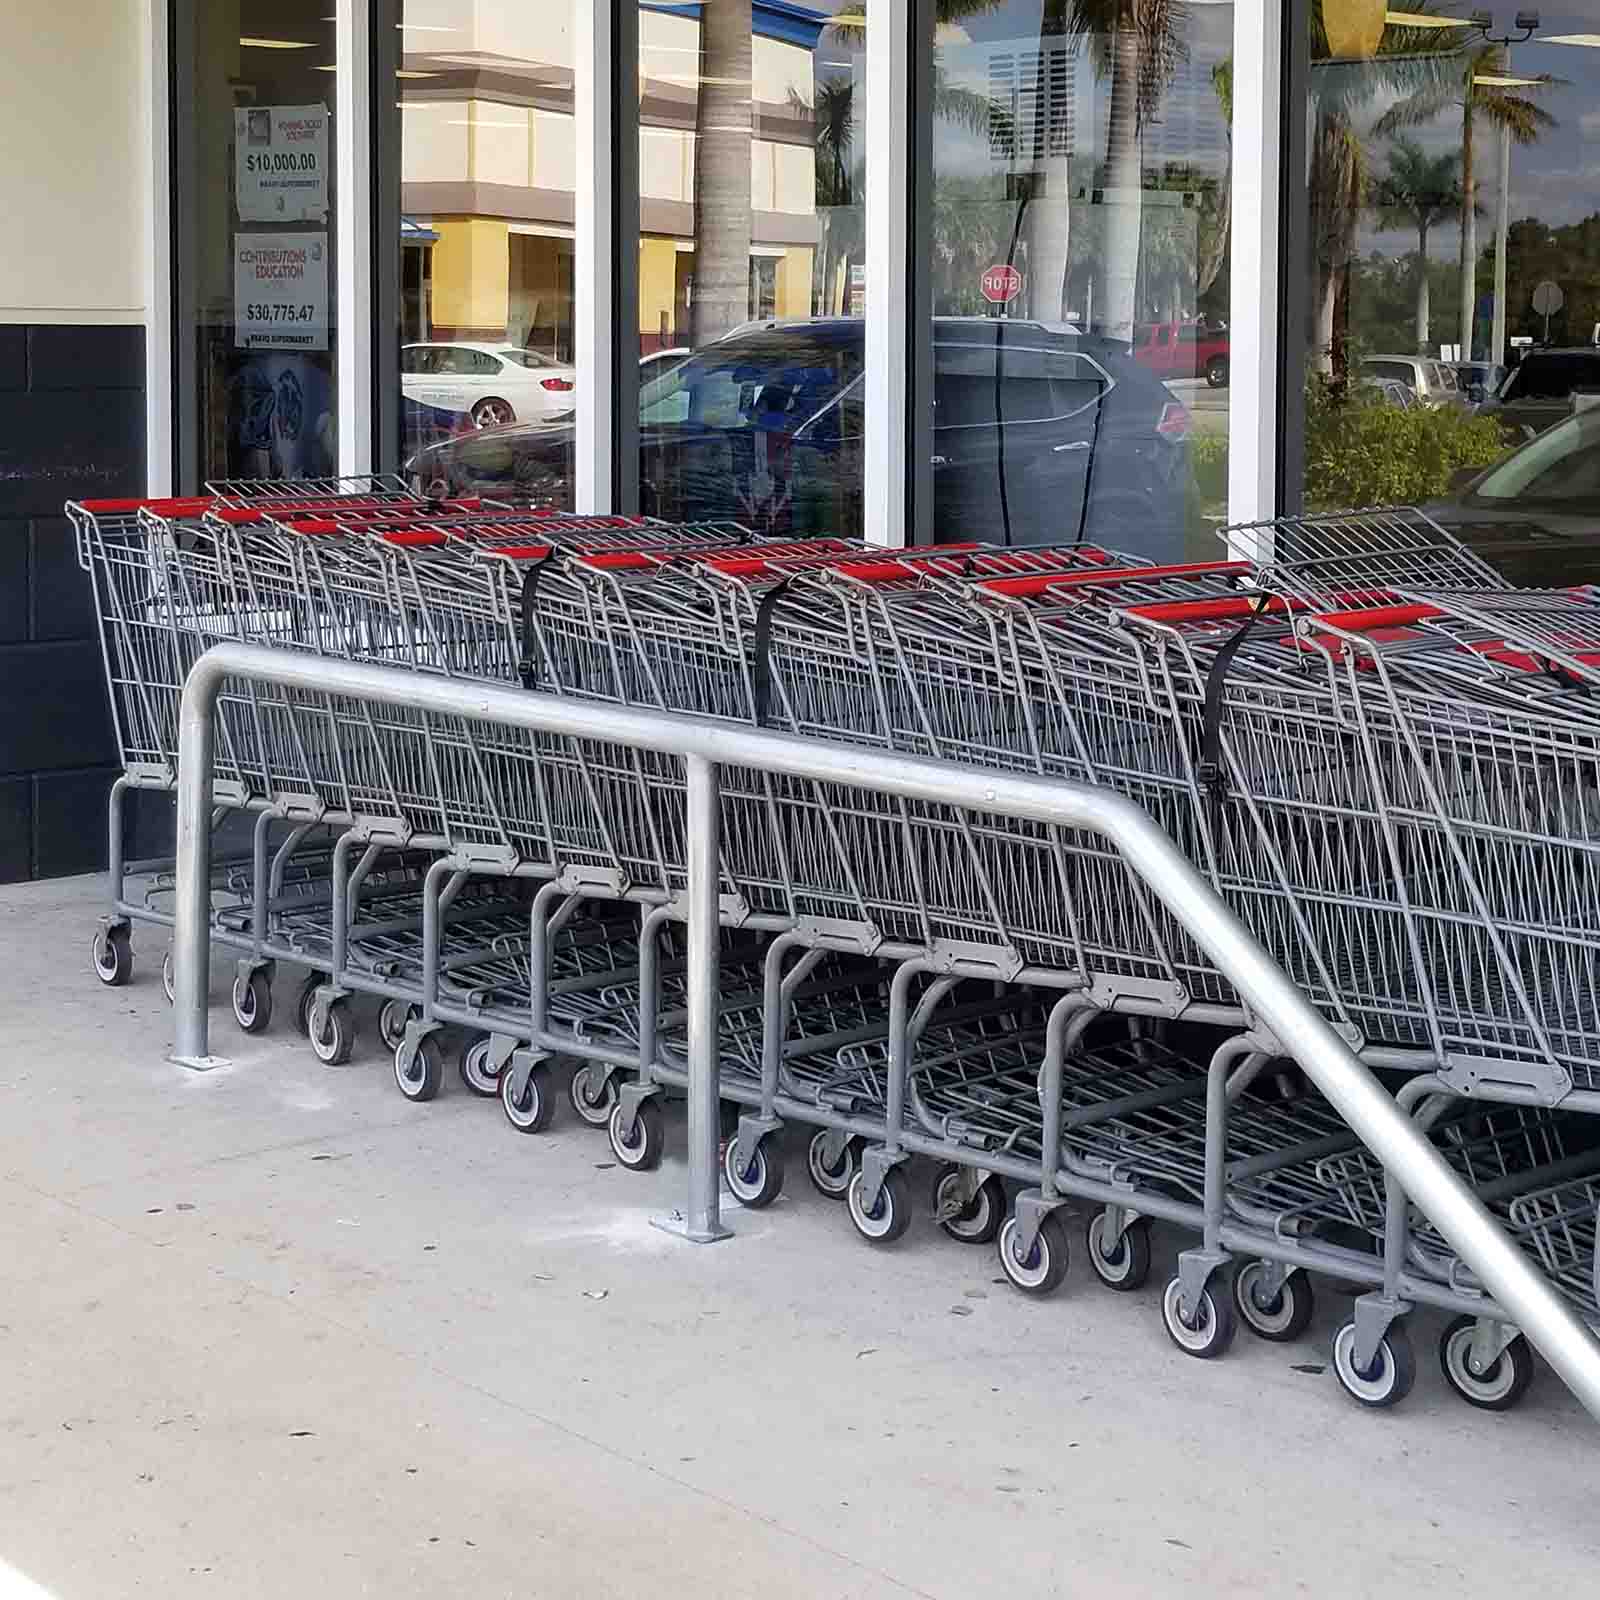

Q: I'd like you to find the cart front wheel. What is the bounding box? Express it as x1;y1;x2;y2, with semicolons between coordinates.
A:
1085;1211;1151;1291
934;1166;1004;1245
724;1134;785;1209
458;1035;504;1098
393;1032;442;1101
294;972;329;1037
846;1164;910;1245
1161;1274;1237;1359
1233;1262;1315;1342
806;1131;859;1200
309;997;355;1067
568;1063;619;1127
998;1210;1070;1296
232;969;274;1034
1331;1319;1415;1408
1438;1317;1533;1412
501;1062;554;1132
608;1097;664;1171
380;999;421;1053
92;926;133;987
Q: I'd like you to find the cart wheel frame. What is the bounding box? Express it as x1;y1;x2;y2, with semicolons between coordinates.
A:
1161;1273;1237;1359
1438;1316;1533;1412
1232;1261;1315;1343
232;968;274;1034
608;1096;664;1171
724;1133;785;1209
393;1032;443;1102
997;1209;1070;1295
309;997;355;1066
934;1166;1004;1245
501;1061;555;1132
1331;1319;1415;1409
1084;1210;1152;1291
805;1130;859;1200
846;1163;911;1245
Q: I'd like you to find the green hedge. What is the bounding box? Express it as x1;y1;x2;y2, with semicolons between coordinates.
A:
1303;382;1509;508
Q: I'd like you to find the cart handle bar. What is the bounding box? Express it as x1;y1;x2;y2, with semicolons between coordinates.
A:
73;496;215;518
978;558;1254;598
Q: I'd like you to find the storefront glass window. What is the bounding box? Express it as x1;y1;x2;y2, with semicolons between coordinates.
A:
175;2;338;487
633;0;867;538
395;0;578;504
922;0;1233;557
1292;6;1600;544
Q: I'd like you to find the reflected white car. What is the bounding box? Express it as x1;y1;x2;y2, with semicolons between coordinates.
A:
401;341;576;428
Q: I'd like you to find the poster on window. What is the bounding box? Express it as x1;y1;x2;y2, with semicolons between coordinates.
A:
234;233;329;352
235;104;329;222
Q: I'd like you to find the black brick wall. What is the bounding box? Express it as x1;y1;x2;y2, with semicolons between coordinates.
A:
0;324;147;882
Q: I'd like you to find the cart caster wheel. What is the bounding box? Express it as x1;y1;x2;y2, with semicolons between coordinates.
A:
934;1166;1004;1245
724;1134;785;1209
92;926;134;987
1331;1319;1415;1408
568;1063;619;1128
458;1035;503;1098
393;1033;442;1102
501;1062;554;1132
294;972;328;1037
1161;1274;1237;1359
997;1210;1070;1296
608;1097;664;1171
846;1164;911;1245
309;998;356;1067
380;999;421;1053
1439;1317;1533;1412
232;969;274;1034
1233;1262;1315;1342
1085;1211;1152;1291
806;1131;860;1200
162;949;176;1004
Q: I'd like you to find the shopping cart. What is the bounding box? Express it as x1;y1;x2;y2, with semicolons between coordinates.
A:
74;479;1600;1417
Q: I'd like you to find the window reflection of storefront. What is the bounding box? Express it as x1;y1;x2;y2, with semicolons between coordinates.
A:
174;0;339;488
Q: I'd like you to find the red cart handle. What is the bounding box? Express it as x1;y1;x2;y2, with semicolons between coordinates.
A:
979;558;1253;598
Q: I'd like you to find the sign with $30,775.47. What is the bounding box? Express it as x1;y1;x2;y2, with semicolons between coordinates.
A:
233;234;329;352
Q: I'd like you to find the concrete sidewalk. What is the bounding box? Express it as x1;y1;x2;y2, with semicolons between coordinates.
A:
0;873;1594;1598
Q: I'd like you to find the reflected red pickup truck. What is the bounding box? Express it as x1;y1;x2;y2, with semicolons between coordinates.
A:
1133;320;1229;388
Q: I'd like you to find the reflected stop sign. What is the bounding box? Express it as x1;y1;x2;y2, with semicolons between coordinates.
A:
981;263;1023;305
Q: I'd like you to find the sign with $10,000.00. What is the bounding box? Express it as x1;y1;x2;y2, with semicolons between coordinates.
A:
235;105;328;222
233;234;329;352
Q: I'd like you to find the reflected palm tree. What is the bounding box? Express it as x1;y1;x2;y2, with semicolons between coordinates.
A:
1060;0;1189;339
1369;138;1465;352
1374;40;1557;360
1305;3;1463;374
689;0;755;346
1196;58;1232;304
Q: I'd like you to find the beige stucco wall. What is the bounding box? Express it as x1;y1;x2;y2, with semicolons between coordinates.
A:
0;0;148;322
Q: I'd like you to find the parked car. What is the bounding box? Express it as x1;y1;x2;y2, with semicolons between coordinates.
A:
400;393;474;461
400;341;576;428
1425;402;1600;585
1479;348;1600;437
1134;319;1229;387
638;345;691;385
1358;376;1416;410
1358;355;1459;408
406;317;1192;556
1449;360;1505;407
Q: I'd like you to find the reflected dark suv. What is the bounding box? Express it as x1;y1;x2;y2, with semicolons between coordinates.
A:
406;317;1192;556
1482;349;1600;436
